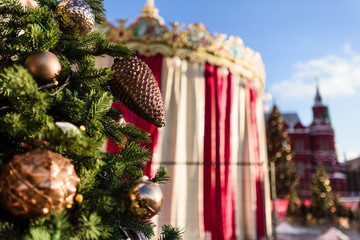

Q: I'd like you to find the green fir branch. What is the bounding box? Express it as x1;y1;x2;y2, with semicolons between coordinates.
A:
118;212;155;239
159;225;184;240
78;213;112;239
24;22;60;52
84;0;106;24
77;168;100;193
25;228;51;240
70;55;104;89
113;122;151;143
25;210;73;240
52;89;87;124
35;0;59;11
55;34;92;63
83;30;134;58
0;221;23;240
41;122;101;158
152;165;170;184
0;65;52;141
0;65;51;116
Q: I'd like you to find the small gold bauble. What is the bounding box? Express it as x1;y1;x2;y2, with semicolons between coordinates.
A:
75;193;83;203
126;180;163;220
79;125;86;131
25;51;61;83
0;148;79;217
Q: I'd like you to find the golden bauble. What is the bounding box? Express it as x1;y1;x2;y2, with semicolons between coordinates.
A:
25;51;61;83
79;125;86;131
0;148;79;217
75;193;83;203
126;180;163;219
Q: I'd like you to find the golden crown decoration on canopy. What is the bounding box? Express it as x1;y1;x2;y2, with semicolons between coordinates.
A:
100;0;265;88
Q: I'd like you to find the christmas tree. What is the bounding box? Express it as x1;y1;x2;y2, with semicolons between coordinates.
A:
309;165;336;221
333;193;347;219
0;0;182;239
266;105;299;199
286;183;301;217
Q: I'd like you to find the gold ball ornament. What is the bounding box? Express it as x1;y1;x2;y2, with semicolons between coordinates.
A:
25;51;61;83
0;148;79;217
126;180;163;220
55;0;95;35
79;125;86;131
110;58;166;127
75;193;83;203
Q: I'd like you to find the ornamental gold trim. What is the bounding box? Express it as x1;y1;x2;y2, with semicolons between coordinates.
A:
101;8;265;89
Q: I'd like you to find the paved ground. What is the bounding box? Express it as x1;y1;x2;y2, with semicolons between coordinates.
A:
274;222;360;240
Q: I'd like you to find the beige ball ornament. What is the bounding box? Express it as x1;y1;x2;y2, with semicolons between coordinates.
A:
25;51;61;84
0;148;79;217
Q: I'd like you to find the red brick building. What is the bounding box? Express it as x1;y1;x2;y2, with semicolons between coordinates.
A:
278;85;347;198
344;157;360;197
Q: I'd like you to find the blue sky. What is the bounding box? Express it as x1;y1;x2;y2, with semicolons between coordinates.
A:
103;0;360;161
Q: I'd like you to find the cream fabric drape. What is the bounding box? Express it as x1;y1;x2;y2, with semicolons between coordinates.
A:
231;75;243;239
233;80;258;239
155;57;205;240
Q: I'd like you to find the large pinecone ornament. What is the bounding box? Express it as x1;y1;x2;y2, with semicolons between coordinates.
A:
110;58;166;127
0;148;79;217
55;0;95;35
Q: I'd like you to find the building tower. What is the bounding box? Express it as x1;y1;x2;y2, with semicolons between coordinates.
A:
275;79;347;198
309;80;347;196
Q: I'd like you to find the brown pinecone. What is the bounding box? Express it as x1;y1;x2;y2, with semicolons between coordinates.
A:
110;58;166;127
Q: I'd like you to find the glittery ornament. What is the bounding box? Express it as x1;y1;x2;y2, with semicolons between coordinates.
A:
126;180;163;219
25;51;61;84
110;58;166;127
0;148;79;217
55;0;95;35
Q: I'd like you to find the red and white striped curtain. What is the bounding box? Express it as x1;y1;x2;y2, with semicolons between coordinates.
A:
104;55;270;240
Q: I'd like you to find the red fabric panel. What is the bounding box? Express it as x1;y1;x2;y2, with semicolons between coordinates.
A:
222;73;235;240
204;63;235;240
107;54;163;178
249;87;266;239
204;64;218;239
